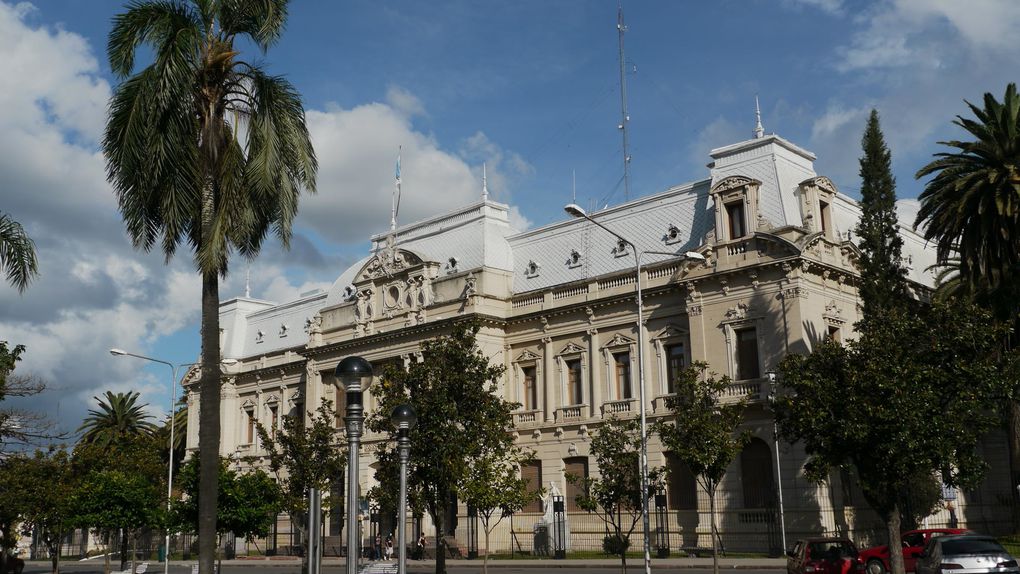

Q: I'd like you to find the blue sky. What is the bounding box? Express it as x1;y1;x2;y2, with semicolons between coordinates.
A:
2;0;1019;438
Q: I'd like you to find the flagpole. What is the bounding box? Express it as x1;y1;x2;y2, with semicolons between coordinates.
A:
392;146;401;232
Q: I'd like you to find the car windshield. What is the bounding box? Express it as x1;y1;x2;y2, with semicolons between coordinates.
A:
810;542;855;559
942;539;1006;556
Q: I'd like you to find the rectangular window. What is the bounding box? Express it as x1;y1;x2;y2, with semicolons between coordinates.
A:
819;200;831;236
664;343;686;395
566;359;583;405
564;457;589;511
666;452;698;510
521;461;543;513
726;201;746;239
827;325;841;343
614;352;632;400
245;409;255;444
735;328;760;380
269;405;279;437
522;365;538;411
292;403;304;429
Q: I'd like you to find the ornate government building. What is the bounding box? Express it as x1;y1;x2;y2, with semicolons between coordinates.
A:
185;130;1011;554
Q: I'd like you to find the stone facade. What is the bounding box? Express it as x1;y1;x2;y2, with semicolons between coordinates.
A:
185;133;1012;554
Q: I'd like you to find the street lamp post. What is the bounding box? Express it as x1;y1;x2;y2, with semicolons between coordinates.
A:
765;370;787;552
109;349;238;574
391;404;417;574
334;356;374;574
564;204;705;574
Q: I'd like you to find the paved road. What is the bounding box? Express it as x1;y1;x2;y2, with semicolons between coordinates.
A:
22;560;784;574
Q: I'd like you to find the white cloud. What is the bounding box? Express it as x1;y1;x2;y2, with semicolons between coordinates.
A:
784;0;844;15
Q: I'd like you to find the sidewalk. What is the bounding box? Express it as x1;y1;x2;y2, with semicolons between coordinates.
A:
165;556;786;569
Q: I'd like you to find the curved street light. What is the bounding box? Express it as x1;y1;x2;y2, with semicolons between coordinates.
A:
564;204;705;574
109;348;237;573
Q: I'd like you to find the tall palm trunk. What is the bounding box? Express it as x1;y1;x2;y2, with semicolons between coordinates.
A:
198;267;221;574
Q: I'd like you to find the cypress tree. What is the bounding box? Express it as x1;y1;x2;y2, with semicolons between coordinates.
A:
855;109;907;318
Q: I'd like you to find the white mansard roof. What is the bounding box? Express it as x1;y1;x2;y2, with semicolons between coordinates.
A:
218;132;939;359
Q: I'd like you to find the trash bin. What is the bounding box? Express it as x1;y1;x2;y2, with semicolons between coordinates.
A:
158;544;167;562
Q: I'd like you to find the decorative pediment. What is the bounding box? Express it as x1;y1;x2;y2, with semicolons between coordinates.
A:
241;399;255;409
652;324;689;340
515;349;541;363
601;333;635;349
724;302;752;321
264;394;280;405
557;342;585;356
824;300;846;324
799;176;838;195
711;176;762;195
289;390;304;404
357;247;426;282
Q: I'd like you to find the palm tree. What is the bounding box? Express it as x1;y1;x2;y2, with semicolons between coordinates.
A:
102;3;316;571
0;211;39;293
915;82;1020;521
915;83;1020;307
77;391;157;449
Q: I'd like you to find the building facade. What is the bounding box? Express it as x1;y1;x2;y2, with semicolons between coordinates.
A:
185;131;1012;555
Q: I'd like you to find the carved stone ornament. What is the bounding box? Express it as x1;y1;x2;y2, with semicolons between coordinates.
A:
724;302;750;320
585;306;595;323
800;176;838;195
824;299;844;321
604;333;634;348
559;342;585;356
516;349;540;362
711;175;761;194
463;272;478;299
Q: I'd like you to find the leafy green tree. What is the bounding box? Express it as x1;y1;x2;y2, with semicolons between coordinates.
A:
0;454;27;573
366;322;512;574
103;1;317;569
17;449;76;574
459;441;538;574
655;363;748;574
776;302;1011;574
69;469;162;574
77;391;157;449
855;109;907;317
256;400;345;574
172;457;282;544
0;212;39;293
0;343;55;453
570;416;663;574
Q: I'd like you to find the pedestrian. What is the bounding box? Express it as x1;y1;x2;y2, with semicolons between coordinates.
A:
374;534;382;561
416;532;426;560
385;535;394;561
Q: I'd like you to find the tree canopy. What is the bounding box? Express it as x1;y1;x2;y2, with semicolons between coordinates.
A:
0;212;39;293
366;322;514;574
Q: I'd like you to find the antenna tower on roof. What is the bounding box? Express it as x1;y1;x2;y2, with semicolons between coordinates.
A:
617;1;632;201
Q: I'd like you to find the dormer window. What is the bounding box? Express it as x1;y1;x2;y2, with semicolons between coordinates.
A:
819;199;831;236
710;176;761;244
798;176;839;239
525;260;541;278
613;239;629;257
567;249;582;268
726;201;746;239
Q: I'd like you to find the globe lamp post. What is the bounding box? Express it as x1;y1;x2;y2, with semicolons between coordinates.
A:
391;403;417;574
334;356;374;574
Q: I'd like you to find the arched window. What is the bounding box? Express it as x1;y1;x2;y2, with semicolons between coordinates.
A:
740;438;775;508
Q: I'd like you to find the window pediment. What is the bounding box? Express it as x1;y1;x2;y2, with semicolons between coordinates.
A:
652;324;689;341
557;342;585;356
515;349;541;363
355;248;428;283
241;399;255;409
601;333;636;350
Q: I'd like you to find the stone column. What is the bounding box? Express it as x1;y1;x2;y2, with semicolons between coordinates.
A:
304;361;322;426
220;377;238;456
587;328;601;418
542;336;554;423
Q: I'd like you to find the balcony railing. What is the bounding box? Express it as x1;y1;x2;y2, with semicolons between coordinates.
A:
601;398;636;416
556;405;585;421
514;409;542;425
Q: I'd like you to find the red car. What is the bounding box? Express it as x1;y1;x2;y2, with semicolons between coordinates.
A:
859;529;969;574
788;537;862;574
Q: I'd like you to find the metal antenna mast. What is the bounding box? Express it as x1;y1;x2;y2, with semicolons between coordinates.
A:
617;2;631;202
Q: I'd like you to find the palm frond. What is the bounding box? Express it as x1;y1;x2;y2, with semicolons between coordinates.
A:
0;212;39;293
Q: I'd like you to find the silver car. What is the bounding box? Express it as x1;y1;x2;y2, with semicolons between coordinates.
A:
915;534;1019;574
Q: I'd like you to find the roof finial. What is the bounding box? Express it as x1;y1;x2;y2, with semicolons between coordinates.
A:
244;264;251;298
482;162;489;202
754;95;765;139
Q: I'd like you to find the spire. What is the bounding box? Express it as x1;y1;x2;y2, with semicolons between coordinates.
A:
482;163;489;202
754;96;765;139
